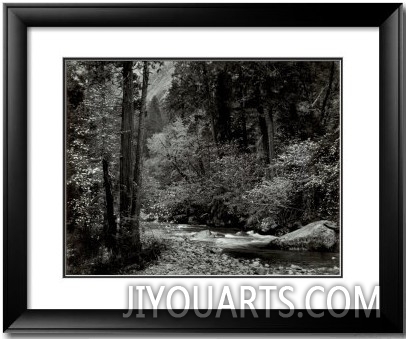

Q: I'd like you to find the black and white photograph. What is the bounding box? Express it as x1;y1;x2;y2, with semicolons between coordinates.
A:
65;59;341;276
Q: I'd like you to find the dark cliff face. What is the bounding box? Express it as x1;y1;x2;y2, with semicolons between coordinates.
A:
147;61;175;103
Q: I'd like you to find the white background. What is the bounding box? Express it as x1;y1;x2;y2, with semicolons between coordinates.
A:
29;27;379;310
2;0;404;338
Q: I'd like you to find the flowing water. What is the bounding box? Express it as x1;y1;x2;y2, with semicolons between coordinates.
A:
146;222;339;270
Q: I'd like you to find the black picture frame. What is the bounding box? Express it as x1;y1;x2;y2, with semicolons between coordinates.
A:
3;3;403;333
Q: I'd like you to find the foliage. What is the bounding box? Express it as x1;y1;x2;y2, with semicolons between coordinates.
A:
243;136;339;235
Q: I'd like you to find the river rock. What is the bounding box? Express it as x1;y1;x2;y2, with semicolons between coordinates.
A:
268;220;339;252
256;267;267;275
193;230;215;239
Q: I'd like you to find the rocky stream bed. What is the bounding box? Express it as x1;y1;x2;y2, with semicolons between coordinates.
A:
124;221;340;276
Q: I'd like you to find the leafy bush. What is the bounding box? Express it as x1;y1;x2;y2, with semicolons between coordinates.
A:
145;119;264;226
143;116;339;234
243;177;294;234
242;136;339;234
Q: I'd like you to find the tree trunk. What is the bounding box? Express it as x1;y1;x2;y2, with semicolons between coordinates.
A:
265;107;275;162
119;61;134;229
102;158;116;250
202;63;218;144
262;75;276;176
238;79;248;150
264;106;275;178
215;68;232;142
321;62;335;125
130;61;149;252
257;106;270;164
255;84;270;164
240;110;248;150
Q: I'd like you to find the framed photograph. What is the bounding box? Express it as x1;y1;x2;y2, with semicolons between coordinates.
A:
4;3;403;333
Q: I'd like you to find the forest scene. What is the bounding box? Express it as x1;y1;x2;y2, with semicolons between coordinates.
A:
66;59;341;276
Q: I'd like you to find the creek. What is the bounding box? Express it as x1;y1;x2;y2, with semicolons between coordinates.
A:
147;222;339;270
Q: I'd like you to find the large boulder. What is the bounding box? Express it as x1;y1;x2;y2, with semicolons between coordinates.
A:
268;220;339;252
